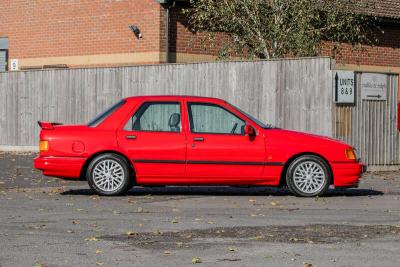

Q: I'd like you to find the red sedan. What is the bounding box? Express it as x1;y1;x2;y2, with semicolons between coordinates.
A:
34;96;366;197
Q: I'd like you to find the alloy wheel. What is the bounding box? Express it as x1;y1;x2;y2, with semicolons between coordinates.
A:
92;159;125;192
292;161;326;194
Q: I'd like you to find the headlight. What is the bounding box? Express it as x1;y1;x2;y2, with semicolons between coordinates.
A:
345;148;356;160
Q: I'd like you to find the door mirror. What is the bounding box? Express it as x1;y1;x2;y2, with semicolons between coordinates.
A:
244;125;256;137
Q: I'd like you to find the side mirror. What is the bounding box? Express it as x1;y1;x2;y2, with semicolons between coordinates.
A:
244;125;256;137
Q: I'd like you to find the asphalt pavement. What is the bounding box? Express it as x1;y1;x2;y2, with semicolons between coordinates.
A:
0;152;399;267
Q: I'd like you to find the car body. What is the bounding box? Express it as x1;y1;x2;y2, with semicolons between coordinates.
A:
34;95;366;197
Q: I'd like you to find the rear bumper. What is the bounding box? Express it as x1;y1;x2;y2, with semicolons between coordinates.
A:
34;156;86;179
331;161;366;188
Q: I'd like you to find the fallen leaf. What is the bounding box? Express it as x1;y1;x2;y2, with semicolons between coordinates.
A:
154;229;162;235
290;237;305;242
217;258;241;262
164;250;173;255
127;231;138;237
85;237;100;242
228;247;238;252
192;257;202;264
253;235;264;240
270;201;280;206
27;224;46;229
304;262;314;267
95;249;102;254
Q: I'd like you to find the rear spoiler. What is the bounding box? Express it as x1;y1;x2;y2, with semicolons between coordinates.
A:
38;121;63;130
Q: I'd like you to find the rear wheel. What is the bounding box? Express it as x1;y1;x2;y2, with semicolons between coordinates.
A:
286;155;331;197
86;153;133;196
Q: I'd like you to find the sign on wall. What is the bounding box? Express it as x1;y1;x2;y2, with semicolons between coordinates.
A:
10;59;18;71
335;71;355;104
361;73;387;101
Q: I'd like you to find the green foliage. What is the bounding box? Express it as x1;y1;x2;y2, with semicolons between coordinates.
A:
185;0;379;59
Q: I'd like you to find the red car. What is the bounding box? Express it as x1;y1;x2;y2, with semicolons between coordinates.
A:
34;96;366;197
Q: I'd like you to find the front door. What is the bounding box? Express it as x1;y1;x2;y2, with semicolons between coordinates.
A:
185;102;266;183
117;101;186;183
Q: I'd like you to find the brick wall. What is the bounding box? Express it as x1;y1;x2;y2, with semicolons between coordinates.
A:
0;0;164;66
170;8;400;67
320;23;400;67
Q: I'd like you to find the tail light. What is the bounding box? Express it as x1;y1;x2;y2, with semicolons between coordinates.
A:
39;140;49;152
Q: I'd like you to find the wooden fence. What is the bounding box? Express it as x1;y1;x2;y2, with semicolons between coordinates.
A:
0;57;332;146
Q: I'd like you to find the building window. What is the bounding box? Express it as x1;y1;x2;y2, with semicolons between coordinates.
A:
0;38;9;72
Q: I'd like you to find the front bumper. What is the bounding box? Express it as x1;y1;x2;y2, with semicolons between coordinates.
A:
331;161;366;188
34;156;86;179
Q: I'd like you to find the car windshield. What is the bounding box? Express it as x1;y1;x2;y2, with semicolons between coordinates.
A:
87;99;126;127
226;102;272;129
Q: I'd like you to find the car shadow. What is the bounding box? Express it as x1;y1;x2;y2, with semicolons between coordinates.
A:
61;186;383;197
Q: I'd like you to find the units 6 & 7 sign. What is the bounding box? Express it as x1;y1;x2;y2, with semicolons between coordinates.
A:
335;71;355;104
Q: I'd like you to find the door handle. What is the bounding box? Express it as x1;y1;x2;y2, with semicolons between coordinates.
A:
193;137;204;142
126;135;137;140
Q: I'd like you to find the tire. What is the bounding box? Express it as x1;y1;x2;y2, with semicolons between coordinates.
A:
86;153;133;196
286;155;331;197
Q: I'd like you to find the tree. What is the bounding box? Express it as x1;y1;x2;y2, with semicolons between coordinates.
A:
185;0;379;59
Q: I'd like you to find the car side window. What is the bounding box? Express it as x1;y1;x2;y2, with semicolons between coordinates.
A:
124;102;181;132
188;103;245;135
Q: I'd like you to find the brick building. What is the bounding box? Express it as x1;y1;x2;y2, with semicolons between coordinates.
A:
0;0;399;73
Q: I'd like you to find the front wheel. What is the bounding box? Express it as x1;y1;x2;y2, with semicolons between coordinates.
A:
286;155;331;197
86;153;133;196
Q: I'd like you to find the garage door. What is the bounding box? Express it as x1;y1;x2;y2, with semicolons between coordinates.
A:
0;50;6;72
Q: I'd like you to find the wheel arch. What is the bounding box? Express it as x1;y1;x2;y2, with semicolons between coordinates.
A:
79;150;136;181
279;152;333;186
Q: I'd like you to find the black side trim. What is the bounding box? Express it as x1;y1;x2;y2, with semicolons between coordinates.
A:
264;162;285;166
135;159;185;164
134;159;284;166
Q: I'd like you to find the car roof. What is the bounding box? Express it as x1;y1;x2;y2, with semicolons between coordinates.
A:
124;95;225;103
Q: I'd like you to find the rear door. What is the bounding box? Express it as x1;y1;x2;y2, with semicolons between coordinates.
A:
185;101;266;183
117;100;187;183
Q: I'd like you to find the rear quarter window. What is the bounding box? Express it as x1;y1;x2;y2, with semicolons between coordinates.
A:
88;100;126;127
